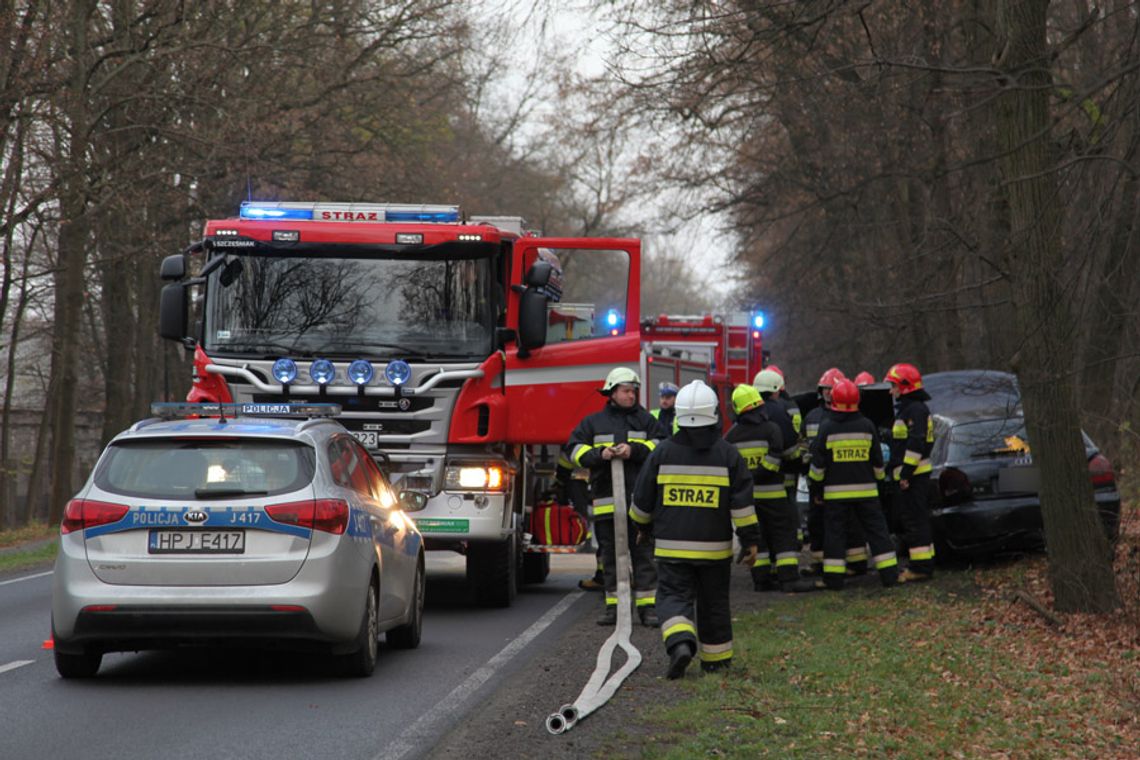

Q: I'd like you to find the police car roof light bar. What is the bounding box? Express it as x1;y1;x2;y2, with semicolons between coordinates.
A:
239;201;460;224
150;402;342;420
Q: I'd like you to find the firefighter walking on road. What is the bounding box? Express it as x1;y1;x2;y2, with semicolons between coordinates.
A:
567;367;667;626
630;380;760;678
725;384;802;592
807;379;899;590
885;363;937;581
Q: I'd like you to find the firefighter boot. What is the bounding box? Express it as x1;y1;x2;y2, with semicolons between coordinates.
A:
578;577;604;591
899;568;932;584
638;605;660;628
596;605;617;626
783;578;824;594
751;566;777;592
666;642;694;680
701;660;731;675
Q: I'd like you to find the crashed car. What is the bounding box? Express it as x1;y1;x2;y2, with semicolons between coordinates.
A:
51;402;427;679
930;411;1120;557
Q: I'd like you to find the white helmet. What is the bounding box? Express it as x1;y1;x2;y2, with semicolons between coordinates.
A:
674;380;719;428
601;366;641;394
753;369;783;396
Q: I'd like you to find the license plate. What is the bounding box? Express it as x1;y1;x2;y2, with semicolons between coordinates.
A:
351;430;378;448
148;530;245;554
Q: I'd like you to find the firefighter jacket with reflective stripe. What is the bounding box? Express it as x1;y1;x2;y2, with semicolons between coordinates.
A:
801;404;833;463
630;425;760;561
567;402;667;519
888;393;934;480
779;392;803;436
724;406;786;501
763;395;801;487
808;411;886;501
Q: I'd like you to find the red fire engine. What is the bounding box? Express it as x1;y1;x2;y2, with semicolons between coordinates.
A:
158;201;644;607
640;313;767;425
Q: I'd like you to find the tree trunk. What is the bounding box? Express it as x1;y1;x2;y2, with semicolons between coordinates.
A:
47;0;96;524
995;0;1119;613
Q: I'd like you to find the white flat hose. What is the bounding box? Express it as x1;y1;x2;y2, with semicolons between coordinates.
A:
546;459;642;735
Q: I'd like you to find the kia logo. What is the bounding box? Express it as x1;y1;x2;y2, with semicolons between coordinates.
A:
185;510;208;524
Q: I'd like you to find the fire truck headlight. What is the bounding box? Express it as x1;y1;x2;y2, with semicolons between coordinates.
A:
272;358;298;384
309;359;335;385
445;465;507;491
385;360;412;387
347;360;374;386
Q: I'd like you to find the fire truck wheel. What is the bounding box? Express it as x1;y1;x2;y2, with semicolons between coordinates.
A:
522;552;550;585
469;533;519;608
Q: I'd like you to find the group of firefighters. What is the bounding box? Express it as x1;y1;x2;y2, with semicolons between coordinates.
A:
560;362;936;680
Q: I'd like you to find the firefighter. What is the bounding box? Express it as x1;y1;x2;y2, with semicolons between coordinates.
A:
885;362;936;582
807;379;899;590
724;384;802;592
651;381;679;433
758;365;802;437
567;367;667;626
801;368;843;571
630;380;760;678
556;449;604;592
854;371;876;386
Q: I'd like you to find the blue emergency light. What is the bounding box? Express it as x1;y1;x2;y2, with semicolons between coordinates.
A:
605;308;625;336
752;312;766;330
240;204;314;221
239;201;460;224
385;210;460;223
272;358;298;384
347;359;375;386
150;402;341;419
384;360;412;386
309;359;336;385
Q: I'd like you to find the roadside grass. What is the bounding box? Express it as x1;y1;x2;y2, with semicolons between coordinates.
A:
0;522;58;573
615;499;1140;759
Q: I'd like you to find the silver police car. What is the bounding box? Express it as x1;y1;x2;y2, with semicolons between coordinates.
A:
51;403;426;678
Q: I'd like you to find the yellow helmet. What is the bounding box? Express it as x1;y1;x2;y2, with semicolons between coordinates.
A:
731;384;763;415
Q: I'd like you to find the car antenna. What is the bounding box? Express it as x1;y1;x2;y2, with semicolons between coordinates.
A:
217;403;228;425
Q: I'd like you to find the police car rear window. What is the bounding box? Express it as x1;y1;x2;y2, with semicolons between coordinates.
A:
94;439;316;499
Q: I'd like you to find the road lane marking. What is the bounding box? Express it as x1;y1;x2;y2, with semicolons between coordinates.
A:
0;571;53;587
0;660;34;675
373;591;585;760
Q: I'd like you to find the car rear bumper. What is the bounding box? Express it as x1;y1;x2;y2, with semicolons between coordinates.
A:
932;490;1120;554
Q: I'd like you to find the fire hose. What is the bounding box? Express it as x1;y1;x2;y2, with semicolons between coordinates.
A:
546;458;642;735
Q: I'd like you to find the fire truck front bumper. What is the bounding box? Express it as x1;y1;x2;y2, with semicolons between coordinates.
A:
409;491;512;543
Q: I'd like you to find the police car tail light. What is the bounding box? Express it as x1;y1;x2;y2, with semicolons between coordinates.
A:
266;498;348;534
61;498;129;534
445;465;506;491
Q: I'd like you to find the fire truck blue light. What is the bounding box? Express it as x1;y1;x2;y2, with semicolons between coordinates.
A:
606;309;621;327
272;358;298;384
753;312;766;329
240;205;314;220
385;210;460;223
309;359;335;385
347;360;374;385
385;360;412;386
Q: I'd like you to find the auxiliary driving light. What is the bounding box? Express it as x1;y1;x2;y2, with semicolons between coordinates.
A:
385;360;412;387
347;359;375;386
272;358;298;384
309;359;335;385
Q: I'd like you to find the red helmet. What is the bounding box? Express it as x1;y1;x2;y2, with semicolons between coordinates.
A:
854;371;876;386
817;367;845;389
830;379;860;412
884;363;923;394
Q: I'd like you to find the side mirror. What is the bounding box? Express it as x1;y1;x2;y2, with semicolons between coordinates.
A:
159;282;188;342
518;289;547;354
160;254;186;281
525;260;554;287
398;490;428;512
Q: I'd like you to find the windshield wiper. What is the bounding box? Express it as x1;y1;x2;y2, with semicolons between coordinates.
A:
193;487;270;499
214;342;317;358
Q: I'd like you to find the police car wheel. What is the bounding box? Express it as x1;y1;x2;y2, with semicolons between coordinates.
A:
339;578;379;677
55;648;102;679
388;556;424;650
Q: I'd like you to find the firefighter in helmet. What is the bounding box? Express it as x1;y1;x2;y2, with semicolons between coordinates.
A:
807;379;899;590
725;384;804;592
885;363;936;581
752;369;801;498
630;380;759;678
567;367;667;625
651;381;679;434
757;365;802;438
854;371;876;386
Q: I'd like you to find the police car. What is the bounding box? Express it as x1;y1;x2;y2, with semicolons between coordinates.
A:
51;402;427;678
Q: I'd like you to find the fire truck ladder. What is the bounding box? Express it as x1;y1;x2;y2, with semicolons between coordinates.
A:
545;459;642;735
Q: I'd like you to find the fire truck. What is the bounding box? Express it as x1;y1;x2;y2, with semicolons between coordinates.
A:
640;313;768;426
157;201;645;607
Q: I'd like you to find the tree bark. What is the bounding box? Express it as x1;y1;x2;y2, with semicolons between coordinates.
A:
994;0;1119;613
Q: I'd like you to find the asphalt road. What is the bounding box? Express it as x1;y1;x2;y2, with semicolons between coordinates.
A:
0;552;596;760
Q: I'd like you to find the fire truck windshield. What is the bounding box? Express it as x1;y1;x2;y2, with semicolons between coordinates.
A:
202;251;496;359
